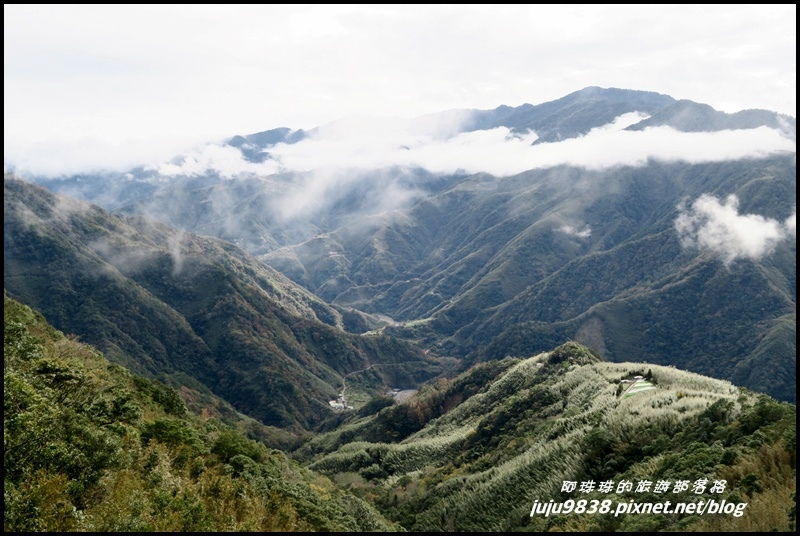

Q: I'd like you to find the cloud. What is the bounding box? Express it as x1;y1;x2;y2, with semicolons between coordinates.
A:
88;237;158;277
675;194;795;264
785;212;796;238
7;181;95;228
87;219;202;279
138;110;477;181
156;144;281;178
263;115;795;178
4;135;211;178
272;166;427;223
260;116;795;222
559;225;592;238
148;113;795;225
167;230;187;276
5;4;795;165
12;114;793;182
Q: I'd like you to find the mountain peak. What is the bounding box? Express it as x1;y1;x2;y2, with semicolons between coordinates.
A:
546;341;603;366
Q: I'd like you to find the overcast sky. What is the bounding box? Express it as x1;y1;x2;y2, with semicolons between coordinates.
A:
4;4;796;176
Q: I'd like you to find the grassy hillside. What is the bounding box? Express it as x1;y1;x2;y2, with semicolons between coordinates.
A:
299;342;796;531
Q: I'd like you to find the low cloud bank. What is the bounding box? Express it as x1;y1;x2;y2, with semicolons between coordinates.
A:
12;112;794;184
156;112;794;180
147;114;797;225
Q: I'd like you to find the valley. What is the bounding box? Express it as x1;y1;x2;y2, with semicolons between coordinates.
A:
27;89;796;403
4;87;796;532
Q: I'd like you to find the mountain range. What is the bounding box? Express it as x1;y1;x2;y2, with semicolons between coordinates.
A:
3;86;797;532
19;87;796;403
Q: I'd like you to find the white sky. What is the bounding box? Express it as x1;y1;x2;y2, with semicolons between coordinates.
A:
4;4;797;176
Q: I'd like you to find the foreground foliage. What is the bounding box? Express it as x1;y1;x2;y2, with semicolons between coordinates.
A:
4;293;398;531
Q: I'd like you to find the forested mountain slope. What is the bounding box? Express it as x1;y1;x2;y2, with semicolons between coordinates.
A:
4;293;400;531
4;176;443;431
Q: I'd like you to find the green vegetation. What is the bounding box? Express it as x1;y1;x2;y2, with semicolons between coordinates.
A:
300;343;796;532
4;292;399;531
4;292;795;532
257;155;797;403
4;176;444;432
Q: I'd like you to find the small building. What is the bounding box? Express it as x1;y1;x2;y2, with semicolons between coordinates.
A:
329;396;353;411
